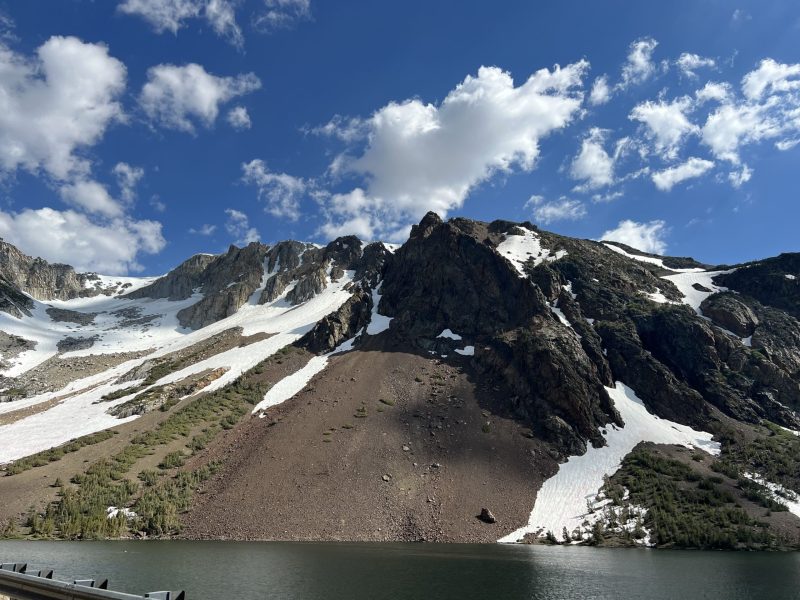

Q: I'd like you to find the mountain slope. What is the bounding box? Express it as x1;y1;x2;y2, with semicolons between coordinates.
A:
0;215;798;548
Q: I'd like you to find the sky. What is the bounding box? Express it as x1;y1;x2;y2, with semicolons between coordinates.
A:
0;1;798;275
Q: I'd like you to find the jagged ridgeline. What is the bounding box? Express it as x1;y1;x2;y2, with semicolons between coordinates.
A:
0;214;798;549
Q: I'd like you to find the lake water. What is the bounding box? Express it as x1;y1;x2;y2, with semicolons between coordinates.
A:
1;540;798;600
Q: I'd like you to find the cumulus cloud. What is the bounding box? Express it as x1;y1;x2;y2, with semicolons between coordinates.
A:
620;37;659;88
695;81;732;105
630;96;697;159
651;157;714;191
0;207;165;274
254;0;312;32
140;63;260;133
676;53;716;78
319;62;589;240
225;208;259;244
601;219;668;254
226;105;252;130
589;75;611;106
570;128;615;190
59;180;124;218
112;162;145;203
741;58;800;100
0;36;126;181
525;195;586;225
241;159;306;220
118;0;243;46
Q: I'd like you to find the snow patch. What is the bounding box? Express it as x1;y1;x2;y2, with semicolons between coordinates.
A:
660;270;731;315
497;228;566;278
454;346;474;356
743;472;800;518
499;381;719;544
252;331;358;415
436;329;462;341
365;284;392;335
603;243;704;273
786;274;796;281
106;506;137;520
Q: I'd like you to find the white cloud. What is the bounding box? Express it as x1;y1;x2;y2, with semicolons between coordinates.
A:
150;194;167;212
225;208;259;244
189;223;217;235
652;157;714;191
630;96;697;159
620;37;659;88
728;164;752;188
306;114;367;142
112;162;145;202
241;159;306;220
589;75;611;106
742;58;800;100
254;0;312;32
776;138;800;151
118;0;243;46
226;105;252;130
525;195;586;225
321;62;589;240
205;0;244;47
59;180;124;218
601;219;668;254
118;0;202;33
592;190;624;203
140;63;260;133
695;81;732;105
676;53;715;78
700;102;779;163
0;36;126;181
570;128;615;190
0;207;165;274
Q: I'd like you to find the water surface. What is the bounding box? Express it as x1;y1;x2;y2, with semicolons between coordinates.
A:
0;541;798;600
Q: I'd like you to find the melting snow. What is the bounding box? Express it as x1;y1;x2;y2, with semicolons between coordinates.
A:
499;381;719;544
454;346;474;356
603;243;704;273
436;329;462;341
660;270;730;315
0;270;357;464
365;284;392;335
106;506;137;520
743;472;800;518
497;228;566;278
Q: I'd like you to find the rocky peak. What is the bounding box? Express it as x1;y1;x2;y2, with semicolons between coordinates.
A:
0;239;92;301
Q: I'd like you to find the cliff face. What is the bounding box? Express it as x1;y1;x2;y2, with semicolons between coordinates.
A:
0;240;92;301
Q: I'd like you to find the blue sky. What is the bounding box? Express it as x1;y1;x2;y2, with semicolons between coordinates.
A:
0;1;798;275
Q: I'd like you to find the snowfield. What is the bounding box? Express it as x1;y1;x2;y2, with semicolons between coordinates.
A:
660;270;730;314
497;227;567;277
0;268;357;464
498;381;719;544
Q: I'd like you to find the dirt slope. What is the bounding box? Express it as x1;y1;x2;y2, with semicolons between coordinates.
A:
181;339;554;542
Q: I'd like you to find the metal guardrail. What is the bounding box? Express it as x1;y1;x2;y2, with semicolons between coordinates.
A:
0;563;184;600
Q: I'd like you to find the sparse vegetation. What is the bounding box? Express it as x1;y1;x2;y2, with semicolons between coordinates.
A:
2;354;273;540
159;451;186;470
603;448;780;550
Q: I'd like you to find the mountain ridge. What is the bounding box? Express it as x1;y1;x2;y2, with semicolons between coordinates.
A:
0;214;799;548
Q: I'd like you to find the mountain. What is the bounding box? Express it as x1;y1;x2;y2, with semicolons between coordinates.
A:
0;215;798;549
